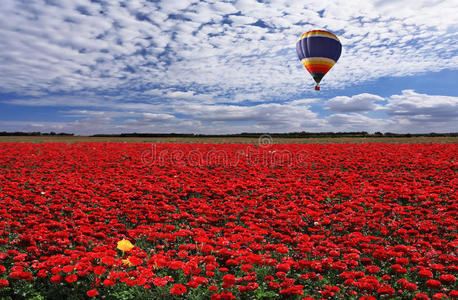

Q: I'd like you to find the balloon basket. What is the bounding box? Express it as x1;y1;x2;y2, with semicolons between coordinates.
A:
315;85;320;91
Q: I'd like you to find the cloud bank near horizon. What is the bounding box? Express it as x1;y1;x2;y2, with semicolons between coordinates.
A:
2;90;457;134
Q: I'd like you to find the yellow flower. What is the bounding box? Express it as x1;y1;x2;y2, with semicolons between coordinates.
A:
122;258;133;266
117;239;134;252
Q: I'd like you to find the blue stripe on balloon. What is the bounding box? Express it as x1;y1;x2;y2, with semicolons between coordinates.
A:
296;40;306;61
296;36;342;62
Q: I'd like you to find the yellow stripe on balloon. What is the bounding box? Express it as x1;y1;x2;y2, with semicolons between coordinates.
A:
301;57;336;67
298;30;340;42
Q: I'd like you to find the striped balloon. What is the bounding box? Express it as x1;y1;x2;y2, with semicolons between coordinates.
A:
296;30;342;90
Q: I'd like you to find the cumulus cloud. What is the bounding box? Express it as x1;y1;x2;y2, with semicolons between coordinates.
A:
123;113;176;126
0;118;113;135
326;113;391;132
324;90;458;133
0;98;323;134
171;99;324;131
384;90;458;119
381;90;458;132
2;90;457;134
325;93;385;112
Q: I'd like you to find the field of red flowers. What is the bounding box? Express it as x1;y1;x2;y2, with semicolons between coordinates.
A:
0;142;457;299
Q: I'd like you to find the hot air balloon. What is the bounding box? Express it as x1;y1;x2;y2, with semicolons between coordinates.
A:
296;30;342;91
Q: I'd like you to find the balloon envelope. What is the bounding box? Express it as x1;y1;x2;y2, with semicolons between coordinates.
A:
296;30;342;87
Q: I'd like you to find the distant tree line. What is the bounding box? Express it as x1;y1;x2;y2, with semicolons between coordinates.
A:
1;131;457;138
0;131;74;136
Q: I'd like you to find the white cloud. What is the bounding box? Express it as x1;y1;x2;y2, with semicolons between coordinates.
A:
326;113;391;131
2;90;457;134
384;90;458;118
171;99;324;131
381;90;458;132
325;93;384;112
158;0;196;13
138;112;176;122
0;97;324;134
324;90;458;133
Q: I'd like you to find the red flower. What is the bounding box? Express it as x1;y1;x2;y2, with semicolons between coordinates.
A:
268;281;280;290
62;265;74;273
211;294;221;300
418;269;433;279
126;279;136;286
432;293;448;300
279;285;303;296
381;274;391;281
37;269;47;278
50;274;63;284
103;278;116;286
225;259;238;267
222;274;236;285
93;266;106;275
128;256;143;266
406;282;418;291
65;274;78;283
0;279;9;288
220;291;235;300
425;279;441;289
170;284;187;296
247;282;259;291
206;271;215;277
169;260;184;270
331;261;347;271
264;275;274;281
377;284;395;296
321;290;334;298
439;274;455;285
414;293;431;300
276;263;291;272
209;285;218;292
391;264;407;274
153;277;168;287
86;289;99;297
395;257;409;265
241;264;253;272
365;265;380;274
449;290;458;299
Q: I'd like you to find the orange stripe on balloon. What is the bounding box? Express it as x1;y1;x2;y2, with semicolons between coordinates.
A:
305;30;339;39
302;58;336;67
304;64;332;74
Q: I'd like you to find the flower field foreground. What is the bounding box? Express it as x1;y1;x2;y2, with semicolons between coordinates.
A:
0;142;457;300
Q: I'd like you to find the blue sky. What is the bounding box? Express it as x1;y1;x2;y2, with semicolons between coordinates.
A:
0;0;457;134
